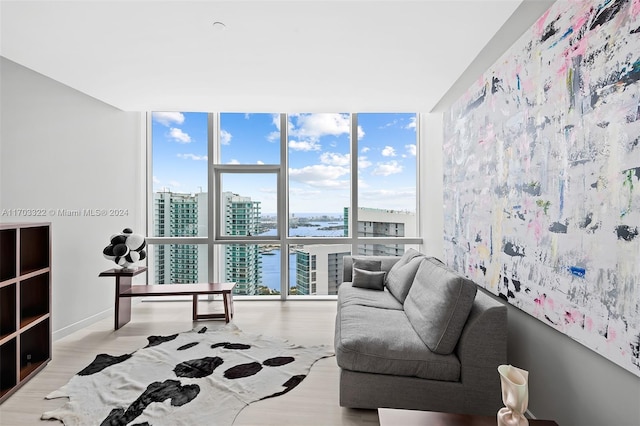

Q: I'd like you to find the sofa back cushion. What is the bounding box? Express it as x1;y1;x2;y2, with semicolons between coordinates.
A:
385;248;425;303
404;258;478;355
352;257;382;274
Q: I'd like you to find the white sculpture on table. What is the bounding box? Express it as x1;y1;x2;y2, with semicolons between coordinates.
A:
497;364;529;426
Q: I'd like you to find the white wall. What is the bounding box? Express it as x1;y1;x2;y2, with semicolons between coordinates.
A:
0;57;145;339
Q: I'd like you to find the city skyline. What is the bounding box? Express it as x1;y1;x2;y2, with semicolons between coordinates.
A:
152;188;415;295
152;112;416;214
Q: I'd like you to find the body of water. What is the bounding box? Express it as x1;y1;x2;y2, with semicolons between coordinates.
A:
259;221;345;238
259;221;346;291
260;249;296;292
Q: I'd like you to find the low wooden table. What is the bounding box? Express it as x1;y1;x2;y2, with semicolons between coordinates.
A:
378;409;559;426
99;268;236;330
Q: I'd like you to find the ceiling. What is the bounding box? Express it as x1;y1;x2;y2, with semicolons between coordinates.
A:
0;0;555;113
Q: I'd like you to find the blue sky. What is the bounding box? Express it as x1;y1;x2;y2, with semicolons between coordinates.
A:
152;112;416;214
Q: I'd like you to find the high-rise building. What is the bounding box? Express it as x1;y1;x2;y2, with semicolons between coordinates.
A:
223;192;262;295
345;206;416;256
295;244;350;295
153;191;207;284
295;208;416;295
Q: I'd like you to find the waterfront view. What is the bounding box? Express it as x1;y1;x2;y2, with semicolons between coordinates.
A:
259;215;346;294
150;112;417;296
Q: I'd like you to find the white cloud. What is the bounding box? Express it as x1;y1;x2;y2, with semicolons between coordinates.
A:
153;176;161;184
289;139;321;151
358;187;416;211
372;161;403;176
289;164;349;188
272;114;281;130
379;119;398;129
357;125;365;139
169;127;191;143
227;159;240;164
358;156;372;169
361;146;370;153
289;113;351;139
244;113;251;120
405;116;417;130
220;129;232;145
321;152;350;166
257;160;265;165
177;153;208;161
381;146;396;157
266;131;280;143
168;180;181;188
405;144;417;156
153;112;185;127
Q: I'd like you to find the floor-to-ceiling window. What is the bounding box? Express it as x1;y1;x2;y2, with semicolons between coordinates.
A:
147;112;421;298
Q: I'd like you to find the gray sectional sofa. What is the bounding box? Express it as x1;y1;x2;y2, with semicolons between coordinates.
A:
334;249;507;415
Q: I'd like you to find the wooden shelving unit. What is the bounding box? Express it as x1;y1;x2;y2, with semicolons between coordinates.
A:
0;222;51;404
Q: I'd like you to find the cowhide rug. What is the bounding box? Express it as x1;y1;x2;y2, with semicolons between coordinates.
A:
42;325;334;425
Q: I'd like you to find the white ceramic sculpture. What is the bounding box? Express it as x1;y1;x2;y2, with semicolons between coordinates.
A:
497;364;529;426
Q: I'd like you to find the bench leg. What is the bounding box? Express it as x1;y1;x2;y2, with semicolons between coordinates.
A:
192;294;198;321
192;293;230;323
115;276;132;330
223;293;230;323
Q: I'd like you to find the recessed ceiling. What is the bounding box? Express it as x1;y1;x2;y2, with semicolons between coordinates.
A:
0;0;553;113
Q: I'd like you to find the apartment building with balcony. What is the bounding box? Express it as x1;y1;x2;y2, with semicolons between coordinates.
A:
223;192;262;295
153;191;207;284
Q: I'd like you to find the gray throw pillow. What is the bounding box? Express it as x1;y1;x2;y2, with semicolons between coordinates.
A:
352;268;386;291
385;248;425;303
404;258;478;355
352;257;382;270
352;257;382;280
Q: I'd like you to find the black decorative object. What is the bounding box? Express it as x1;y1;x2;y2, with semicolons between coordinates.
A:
103;228;146;269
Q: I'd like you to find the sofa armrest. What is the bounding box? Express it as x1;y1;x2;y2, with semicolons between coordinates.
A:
342;255;402;283
455;289;507;412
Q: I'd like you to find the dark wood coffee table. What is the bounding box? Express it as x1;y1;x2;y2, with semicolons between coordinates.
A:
378;408;558;426
100;268;236;329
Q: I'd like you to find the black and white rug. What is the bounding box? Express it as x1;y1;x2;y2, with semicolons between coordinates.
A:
42;325;334;425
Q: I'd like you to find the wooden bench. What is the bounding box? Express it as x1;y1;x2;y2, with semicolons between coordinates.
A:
99;267;236;330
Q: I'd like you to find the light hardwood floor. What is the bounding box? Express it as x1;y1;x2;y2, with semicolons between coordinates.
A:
0;299;379;425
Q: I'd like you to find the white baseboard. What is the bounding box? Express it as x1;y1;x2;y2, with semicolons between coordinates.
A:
52;308;113;341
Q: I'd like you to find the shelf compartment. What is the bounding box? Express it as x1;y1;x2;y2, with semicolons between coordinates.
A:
0;228;17;282
0;283;17;337
0;338;18;399
19;273;50;328
19;226;50;276
19;318;50;380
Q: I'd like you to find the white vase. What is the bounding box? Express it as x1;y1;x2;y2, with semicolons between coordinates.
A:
497;364;529;426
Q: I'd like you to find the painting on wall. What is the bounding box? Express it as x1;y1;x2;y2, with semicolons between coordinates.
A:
443;0;640;376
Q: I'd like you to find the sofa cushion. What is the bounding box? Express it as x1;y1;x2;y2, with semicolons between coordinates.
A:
385;248;426;303
338;282;403;310
352;268;386;291
404;258;478;355
352;257;382;274
335;304;461;381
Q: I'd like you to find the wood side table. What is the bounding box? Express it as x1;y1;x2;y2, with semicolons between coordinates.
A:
99;267;147;330
378;409;559;426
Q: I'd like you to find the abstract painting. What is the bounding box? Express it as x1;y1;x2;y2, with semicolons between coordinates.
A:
443;0;640;376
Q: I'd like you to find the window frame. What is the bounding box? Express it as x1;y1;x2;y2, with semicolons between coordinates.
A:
146;112;423;299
